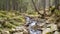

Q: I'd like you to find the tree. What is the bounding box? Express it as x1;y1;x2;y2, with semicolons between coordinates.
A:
55;0;59;10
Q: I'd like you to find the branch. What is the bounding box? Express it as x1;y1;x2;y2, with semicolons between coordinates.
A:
31;0;45;18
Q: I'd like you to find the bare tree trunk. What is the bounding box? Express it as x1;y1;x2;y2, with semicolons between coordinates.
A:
31;0;42;15
6;0;10;11
1;1;3;10
12;0;15;10
31;0;46;18
55;0;59;10
42;0;46;12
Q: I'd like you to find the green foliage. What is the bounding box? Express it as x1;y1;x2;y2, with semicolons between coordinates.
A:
0;11;25;31
46;32;53;34
26;10;39;17
2;22;16;28
55;10;60;15
50;6;60;15
26;10;38;15
0;10;39;32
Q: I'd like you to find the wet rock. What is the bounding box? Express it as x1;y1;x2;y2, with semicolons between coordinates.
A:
1;31;10;34
54;31;60;34
37;19;46;26
48;24;57;31
42;23;58;34
42;28;51;34
25;16;59;34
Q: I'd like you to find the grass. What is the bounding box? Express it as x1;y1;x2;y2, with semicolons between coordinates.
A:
0;9;59;32
0;10;39;31
0;11;25;31
55;10;60;15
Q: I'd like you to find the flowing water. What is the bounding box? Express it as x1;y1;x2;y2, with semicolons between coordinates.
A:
26;16;42;34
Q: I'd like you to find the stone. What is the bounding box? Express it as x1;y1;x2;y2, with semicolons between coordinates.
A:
13;32;23;34
0;32;1;34
1;31;10;34
42;28;51;34
51;24;57;31
45;9;51;16
46;17;55;23
54;31;60;34
37;19;46;26
23;31;28;34
57;22;60;28
42;23;58;34
12;26;28;34
39;10;44;14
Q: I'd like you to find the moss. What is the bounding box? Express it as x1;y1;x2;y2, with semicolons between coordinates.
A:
46;32;53;34
0;10;25;31
55;10;60;15
26;11;38;15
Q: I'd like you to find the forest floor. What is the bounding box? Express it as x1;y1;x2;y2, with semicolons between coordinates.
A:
0;10;60;34
0;10;39;32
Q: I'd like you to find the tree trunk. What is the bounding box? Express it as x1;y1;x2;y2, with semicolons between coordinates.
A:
55;0;59;10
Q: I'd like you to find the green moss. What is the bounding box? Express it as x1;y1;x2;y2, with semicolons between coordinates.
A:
55;10;60;15
0;10;25;31
46;32;53;34
26;11;38;15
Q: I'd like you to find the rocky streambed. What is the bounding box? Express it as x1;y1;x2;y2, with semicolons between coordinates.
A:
1;16;60;34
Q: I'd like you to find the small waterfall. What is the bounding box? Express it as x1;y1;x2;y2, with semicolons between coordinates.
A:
25;16;42;34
